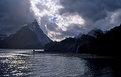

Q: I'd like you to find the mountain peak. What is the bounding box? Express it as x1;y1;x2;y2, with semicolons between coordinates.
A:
88;29;103;38
28;20;52;45
0;20;52;49
29;19;40;29
32;20;39;26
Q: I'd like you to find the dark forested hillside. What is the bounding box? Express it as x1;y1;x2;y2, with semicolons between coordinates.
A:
94;24;121;56
45;24;121;57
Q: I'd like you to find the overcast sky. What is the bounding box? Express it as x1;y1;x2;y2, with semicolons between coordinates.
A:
0;0;121;41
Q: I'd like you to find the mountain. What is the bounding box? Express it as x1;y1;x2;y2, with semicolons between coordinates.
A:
75;32;83;38
94;24;121;56
0;34;7;40
45;37;77;53
45;29;104;53
45;24;121;57
75;29;103;38
0;20;52;49
28;20;51;45
87;29;104;38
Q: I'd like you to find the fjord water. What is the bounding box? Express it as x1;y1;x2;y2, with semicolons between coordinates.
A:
0;49;120;77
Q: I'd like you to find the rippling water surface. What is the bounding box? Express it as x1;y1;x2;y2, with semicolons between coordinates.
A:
0;49;120;77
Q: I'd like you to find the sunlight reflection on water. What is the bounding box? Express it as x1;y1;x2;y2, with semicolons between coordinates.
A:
0;49;120;77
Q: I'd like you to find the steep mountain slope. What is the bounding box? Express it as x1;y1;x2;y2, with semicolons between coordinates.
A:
28;20;51;45
0;20;52;49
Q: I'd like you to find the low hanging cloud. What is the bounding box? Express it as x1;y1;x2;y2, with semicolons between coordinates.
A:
30;0;85;41
30;0;121;41
0;0;34;34
59;0;121;31
0;0;121;41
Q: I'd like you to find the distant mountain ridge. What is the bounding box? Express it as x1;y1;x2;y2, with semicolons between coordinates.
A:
45;24;121;57
0;20;52;49
87;29;103;38
75;29;103;38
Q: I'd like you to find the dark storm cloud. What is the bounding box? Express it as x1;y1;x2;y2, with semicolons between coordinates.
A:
60;0;121;21
1;0;121;41
0;0;34;34
59;0;121;31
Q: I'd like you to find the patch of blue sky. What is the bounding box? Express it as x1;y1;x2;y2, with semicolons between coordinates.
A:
50;16;57;22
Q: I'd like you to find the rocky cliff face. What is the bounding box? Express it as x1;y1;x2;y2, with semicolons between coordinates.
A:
28;20;51;46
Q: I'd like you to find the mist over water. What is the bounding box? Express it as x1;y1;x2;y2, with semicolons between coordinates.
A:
0;49;120;77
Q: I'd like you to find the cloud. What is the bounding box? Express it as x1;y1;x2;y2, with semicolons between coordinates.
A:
93;9;121;31
30;0;85;41
0;0;34;34
30;0;121;41
0;0;121;41
59;0;121;31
